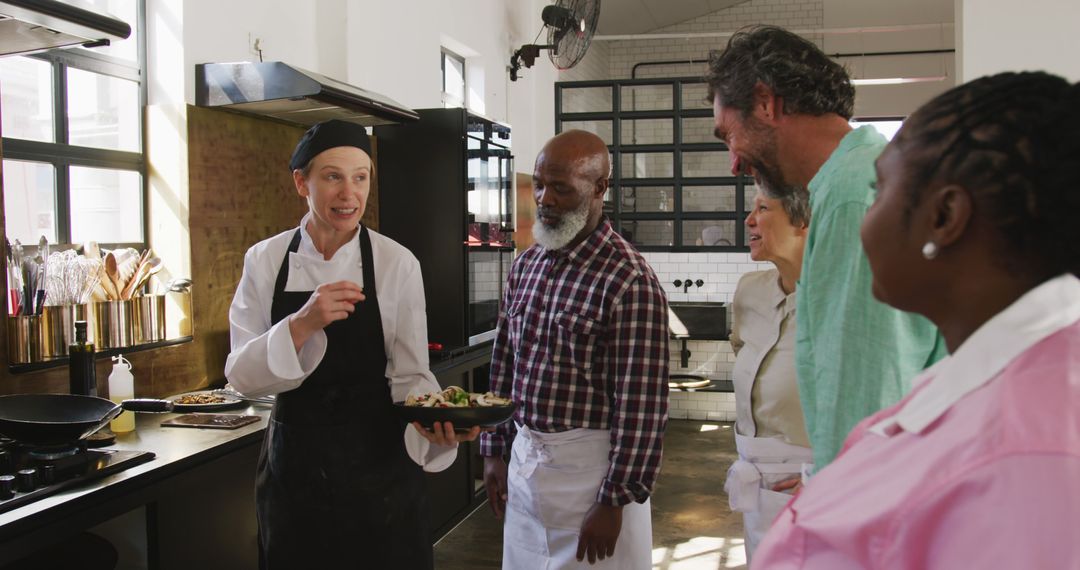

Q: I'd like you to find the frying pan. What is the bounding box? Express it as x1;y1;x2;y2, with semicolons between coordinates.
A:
0;394;122;446
0;394;222;447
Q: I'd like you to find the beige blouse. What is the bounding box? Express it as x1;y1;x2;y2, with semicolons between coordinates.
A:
729;269;810;447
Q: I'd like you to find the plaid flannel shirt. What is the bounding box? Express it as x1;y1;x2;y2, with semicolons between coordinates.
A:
480;219;669;506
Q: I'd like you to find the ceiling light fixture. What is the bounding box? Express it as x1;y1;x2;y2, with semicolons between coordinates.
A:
852;75;948;86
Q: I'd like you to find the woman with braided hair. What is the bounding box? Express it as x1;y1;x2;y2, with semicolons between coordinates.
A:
752;70;1080;569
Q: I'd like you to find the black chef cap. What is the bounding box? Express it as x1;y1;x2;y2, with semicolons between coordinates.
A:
288;119;372;172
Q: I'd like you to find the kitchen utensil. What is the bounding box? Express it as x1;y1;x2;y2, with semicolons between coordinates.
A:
121;255;161;300
114;254;140;297
166;277;192;292
0;394;121;446
392;402;516;429
104;252;120;299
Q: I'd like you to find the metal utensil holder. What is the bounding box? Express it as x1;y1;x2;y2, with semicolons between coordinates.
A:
93;300;134;349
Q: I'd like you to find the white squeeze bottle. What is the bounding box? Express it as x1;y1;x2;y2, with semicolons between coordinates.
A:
109;355;136;433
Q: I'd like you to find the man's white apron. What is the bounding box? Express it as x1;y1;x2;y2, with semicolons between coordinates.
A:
503;424;652;569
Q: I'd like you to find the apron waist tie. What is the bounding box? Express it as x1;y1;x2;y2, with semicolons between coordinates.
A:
725;433;813;513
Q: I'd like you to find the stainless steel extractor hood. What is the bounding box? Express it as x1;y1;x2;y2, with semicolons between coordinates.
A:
195;61;419;127
0;0;131;57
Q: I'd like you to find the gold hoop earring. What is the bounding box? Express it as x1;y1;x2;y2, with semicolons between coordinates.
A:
921;241;939;260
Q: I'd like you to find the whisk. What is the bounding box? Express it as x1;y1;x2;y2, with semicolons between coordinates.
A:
45;251;103;306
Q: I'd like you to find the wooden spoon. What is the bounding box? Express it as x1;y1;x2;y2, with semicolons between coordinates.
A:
104;252;122;300
122;255;160;299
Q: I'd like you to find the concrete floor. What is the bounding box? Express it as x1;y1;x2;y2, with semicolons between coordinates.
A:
434;420;746;569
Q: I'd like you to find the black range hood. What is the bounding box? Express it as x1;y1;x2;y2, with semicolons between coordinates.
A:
195;61;419;127
0;0;131;57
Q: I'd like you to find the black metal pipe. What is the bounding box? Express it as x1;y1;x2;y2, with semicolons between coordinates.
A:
630;48;956;78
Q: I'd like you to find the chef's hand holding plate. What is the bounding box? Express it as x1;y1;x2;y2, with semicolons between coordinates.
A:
411;421;480;447
288;280;365;351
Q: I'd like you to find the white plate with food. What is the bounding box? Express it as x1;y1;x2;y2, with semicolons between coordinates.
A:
165;390;247;412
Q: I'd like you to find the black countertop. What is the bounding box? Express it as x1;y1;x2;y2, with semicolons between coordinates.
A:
0;403;272;541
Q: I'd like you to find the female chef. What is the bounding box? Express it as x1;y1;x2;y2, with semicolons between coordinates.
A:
225;119;479;569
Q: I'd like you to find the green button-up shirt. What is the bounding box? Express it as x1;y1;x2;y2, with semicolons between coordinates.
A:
796;126;947;470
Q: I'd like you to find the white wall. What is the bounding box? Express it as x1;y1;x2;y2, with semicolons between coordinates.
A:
824;0;955;117
145;0;556;175
960;0;1080;82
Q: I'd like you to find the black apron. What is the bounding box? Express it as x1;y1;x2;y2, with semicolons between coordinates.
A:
256;226;432;570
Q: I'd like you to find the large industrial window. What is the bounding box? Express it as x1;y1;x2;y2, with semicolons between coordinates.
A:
0;0;146;249
555;77;754;252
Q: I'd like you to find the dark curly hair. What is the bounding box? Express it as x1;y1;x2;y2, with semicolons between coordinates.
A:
895;71;1080;278
705;25;855;119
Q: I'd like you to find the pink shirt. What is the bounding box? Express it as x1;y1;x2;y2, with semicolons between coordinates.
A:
753;274;1080;569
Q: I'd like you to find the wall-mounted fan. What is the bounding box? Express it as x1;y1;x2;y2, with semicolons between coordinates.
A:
510;0;601;81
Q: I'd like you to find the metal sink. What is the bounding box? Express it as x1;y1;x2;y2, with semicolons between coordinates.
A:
668;302;728;341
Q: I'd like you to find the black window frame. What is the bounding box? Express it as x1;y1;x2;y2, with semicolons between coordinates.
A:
1;0;148;250
555;76;754;252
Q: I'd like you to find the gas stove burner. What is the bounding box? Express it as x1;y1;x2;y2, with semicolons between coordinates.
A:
0;447;155;515
26;445;80;461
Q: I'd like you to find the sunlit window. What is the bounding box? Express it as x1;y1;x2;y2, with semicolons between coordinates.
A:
0;0;145;247
442;49;466;108
850;117;905;141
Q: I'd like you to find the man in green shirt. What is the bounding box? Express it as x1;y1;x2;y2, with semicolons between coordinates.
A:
706;26;945;470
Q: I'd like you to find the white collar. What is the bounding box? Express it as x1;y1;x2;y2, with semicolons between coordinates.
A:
871;274;1080;436
296;212;361;263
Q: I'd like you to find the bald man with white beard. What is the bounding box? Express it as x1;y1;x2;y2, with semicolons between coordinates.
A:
479;130;670;569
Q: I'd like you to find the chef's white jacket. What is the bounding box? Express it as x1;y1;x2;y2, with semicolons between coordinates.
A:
225;214;455;471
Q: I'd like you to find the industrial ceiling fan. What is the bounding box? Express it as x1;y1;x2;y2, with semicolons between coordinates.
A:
510;0;601;81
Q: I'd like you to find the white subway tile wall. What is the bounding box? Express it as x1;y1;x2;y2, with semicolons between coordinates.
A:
647;251;771;418
668;390;738;421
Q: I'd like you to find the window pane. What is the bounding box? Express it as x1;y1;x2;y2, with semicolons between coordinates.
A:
620;118;672;145
70;167;142;243
561;120;612;145
2;160;57;242
681;82;711;110
67;68;140;151
77;0;138;63
560;86;612;113
681;117;716;144
684;220;737;247
0;57;54;142
443;52;465;106
620;152;673;179
620;219;672;247
620;85;672;111
683;149;732;178
619;186;673;213
744;185;757;213
683;185;737;212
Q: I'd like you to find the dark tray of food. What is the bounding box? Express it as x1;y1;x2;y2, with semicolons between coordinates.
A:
394;386;515;428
